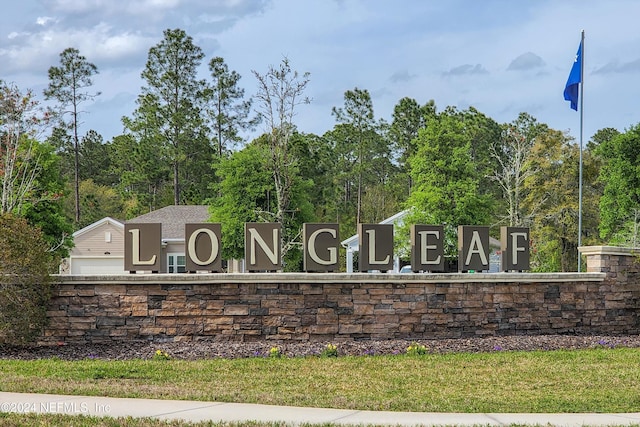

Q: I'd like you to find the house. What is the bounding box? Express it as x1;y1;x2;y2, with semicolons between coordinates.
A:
126;205;210;273
62;205;211;274
340;210;410;273
62;217;126;274
340;210;502;273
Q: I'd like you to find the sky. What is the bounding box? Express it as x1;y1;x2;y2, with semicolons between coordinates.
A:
1;0;639;145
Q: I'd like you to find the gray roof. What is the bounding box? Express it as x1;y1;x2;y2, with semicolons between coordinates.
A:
127;205;210;240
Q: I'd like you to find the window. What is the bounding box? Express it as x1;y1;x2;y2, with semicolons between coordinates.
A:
167;254;186;273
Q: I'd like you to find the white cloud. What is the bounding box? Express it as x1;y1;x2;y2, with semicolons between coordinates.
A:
3;0;640;144
0;23;155;74
47;0;107;14
124;0;182;15
36;16;56;26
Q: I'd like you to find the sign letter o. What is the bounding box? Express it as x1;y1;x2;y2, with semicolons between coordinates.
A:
188;228;219;266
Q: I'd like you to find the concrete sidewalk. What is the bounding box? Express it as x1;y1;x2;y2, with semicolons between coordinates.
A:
2;392;640;426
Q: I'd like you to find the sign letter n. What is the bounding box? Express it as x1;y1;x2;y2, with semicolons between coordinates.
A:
245;223;281;272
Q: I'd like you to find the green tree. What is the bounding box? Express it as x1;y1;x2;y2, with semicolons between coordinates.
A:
20;140;73;257
0;214;57;344
580;145;603;248
288;132;335;221
596;124;640;244
323;125;357;228
204;57;259;157
47;126;74;179
1;82;46;215
65;179;125;229
457;107;503;206
589;127;620;150
522;128;600;271
331;87;375;227
44;47;100;224
124;28;211;206
0;81;72;256
331;88;396;225
109;133;172;217
406;107;495;256
79;130;115;186
209;141;274;260
209;134;314;270
389;97;436;197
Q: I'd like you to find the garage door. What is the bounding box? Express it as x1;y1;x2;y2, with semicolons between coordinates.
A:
70;257;125;274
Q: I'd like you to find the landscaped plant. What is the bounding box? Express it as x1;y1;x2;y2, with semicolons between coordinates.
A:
152;349;171;360
268;346;281;358
321;343;338;357
0;214;57;344
406;342;427;356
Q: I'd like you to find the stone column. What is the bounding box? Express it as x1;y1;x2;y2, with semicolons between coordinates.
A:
579;245;640;280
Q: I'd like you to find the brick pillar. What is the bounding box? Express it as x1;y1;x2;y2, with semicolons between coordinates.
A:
579;245;640;280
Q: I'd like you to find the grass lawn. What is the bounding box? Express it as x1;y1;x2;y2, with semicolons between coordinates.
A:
0;413;333;426
2;347;640;414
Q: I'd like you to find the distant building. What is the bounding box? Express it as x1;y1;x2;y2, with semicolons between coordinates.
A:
62;205;211;274
341;210;410;273
62;217;125;274
126;205;210;273
340;210;502;273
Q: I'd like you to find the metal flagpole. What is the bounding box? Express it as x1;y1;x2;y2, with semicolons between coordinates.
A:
577;30;585;272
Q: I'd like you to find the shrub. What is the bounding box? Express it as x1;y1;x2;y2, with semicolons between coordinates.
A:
321;343;338;357
269;346;282;358
152;349;171;360
0;214;57;344
406;342;428;356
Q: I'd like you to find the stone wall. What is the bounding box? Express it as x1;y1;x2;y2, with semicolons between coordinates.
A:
43;246;640;344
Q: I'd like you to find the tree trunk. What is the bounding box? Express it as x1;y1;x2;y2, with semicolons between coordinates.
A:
173;161;180;205
73;103;81;224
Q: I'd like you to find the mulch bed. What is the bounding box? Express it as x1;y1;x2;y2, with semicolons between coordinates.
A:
2;334;639;360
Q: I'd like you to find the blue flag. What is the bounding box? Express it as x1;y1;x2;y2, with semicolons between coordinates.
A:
564;40;582;111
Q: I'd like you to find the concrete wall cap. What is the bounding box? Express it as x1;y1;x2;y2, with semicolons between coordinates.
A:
53;272;606;285
579;245;640;257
